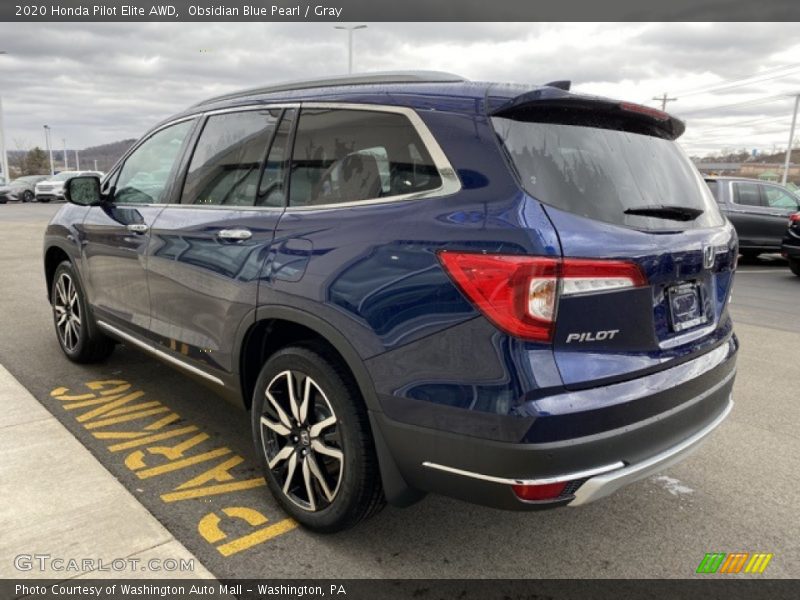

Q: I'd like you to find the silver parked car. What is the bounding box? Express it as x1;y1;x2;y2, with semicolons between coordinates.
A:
0;175;50;203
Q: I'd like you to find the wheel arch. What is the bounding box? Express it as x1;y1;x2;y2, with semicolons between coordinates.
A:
237;306;380;414
44;244;76;303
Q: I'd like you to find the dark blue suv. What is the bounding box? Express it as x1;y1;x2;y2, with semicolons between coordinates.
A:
44;72;738;532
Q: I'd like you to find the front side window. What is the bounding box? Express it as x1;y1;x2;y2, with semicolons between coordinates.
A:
182;109;281;207
114;119;194;205
732;182;764;207
289;108;442;207
763;186;800;209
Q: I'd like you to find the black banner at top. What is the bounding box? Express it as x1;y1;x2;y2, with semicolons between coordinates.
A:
2;0;800;22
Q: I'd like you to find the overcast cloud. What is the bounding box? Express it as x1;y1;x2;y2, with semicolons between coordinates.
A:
0;22;799;156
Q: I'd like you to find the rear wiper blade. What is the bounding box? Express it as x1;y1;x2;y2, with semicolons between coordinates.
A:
623;205;704;221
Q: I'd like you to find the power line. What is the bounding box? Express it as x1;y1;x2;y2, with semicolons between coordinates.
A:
675;94;791;117
671;62;800;97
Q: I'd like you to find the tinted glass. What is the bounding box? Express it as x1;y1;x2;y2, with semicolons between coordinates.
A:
763;186;800;209
705;180;720;201
289;109;441;207
493;117;724;231
182;110;280;206
115;120;194;205
257;108;294;207
732;182;763;207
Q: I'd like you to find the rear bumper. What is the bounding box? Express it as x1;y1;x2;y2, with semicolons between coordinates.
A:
781;239;800;259
373;337;737;510
569;396;732;506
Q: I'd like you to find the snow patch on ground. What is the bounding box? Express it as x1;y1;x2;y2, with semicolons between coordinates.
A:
651;475;694;496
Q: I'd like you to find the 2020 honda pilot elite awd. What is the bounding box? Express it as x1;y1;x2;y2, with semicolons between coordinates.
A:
44;72;738;532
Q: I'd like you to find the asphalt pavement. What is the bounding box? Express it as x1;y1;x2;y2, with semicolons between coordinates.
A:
0;202;797;579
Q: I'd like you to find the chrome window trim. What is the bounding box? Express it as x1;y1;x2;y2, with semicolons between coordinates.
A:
104;101;461;212
96;320;224;386
284;102;461;211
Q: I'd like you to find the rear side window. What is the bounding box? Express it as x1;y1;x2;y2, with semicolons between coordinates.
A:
181;109;280;206
732;182;763;207
289;108;441;207
493;117;724;231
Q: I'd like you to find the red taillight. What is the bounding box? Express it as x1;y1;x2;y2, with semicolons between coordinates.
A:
512;481;568;501
437;252;646;343
619;101;670;121
789;213;800;223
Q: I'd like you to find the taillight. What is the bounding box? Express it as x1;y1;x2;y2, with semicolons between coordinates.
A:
437;252;646;343
789;213;800;224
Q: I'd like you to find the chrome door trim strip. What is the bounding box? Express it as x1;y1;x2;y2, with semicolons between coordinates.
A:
96;320;224;386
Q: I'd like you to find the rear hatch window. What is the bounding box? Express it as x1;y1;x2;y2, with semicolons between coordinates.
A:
492;116;724;232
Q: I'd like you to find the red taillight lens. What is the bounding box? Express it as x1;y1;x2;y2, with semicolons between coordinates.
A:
619;101;670;121
789;213;800;223
512;481;568;501
437;252;559;342
438;252;646;343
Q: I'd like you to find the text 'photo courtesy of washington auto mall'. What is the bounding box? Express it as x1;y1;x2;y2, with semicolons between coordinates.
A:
0;1;799;598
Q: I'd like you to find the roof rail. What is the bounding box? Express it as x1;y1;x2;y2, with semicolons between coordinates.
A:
193;71;467;107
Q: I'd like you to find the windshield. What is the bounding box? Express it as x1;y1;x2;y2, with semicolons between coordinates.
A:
492;117;724;231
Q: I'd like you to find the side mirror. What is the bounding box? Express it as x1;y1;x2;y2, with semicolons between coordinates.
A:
64;176;102;206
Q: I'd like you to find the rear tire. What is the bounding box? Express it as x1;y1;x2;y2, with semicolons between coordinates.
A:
251;345;384;532
51;261;115;363
790;258;800;277
22;190;34;203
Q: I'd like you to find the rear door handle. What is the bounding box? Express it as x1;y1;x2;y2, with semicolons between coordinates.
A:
126;223;149;234
217;228;252;241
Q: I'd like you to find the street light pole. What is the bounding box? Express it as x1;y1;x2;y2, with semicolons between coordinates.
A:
75;150;80;170
43;125;54;176
0;97;8;183
781;94;800;186
0;51;9;182
333;25;367;74
62;138;68;170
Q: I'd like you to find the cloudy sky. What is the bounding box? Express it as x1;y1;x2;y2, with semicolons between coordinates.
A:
1;22;799;157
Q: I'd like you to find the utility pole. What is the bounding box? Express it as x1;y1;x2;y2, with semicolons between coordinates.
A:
334;25;367;74
74;149;80;170
93;159;98;171
781;94;800;186
653;92;677;111
62;138;68;170
43;125;54;176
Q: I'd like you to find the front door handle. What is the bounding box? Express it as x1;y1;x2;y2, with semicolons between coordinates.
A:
217;228;252;241
126;223;149;234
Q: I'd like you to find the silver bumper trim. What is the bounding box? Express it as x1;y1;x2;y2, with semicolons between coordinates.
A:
421;460;625;487
569;396;733;506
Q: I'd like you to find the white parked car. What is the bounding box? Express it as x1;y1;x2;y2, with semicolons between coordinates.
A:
35;171;103;202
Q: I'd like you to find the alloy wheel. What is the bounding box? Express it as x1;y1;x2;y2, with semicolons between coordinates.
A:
260;370;344;511
54;273;81;352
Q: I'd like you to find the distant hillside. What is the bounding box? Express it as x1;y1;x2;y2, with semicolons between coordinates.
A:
8;138;136;174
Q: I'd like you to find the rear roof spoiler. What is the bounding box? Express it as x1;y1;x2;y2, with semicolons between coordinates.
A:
489;86;685;140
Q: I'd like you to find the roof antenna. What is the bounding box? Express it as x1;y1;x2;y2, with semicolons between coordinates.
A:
545;80;571;91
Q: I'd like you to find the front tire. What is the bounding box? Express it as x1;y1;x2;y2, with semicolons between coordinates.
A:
22;190;34;203
51;261;115;363
251;345;384;532
790;258;800;277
